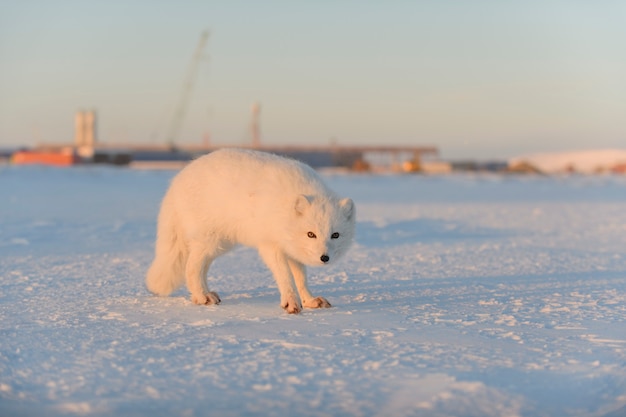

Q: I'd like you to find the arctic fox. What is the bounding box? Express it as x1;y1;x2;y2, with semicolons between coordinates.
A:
145;148;355;314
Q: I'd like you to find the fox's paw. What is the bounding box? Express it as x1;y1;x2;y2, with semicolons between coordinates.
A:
303;297;332;309
281;296;302;314
191;292;221;306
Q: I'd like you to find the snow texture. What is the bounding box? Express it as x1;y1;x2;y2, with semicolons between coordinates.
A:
1;166;625;417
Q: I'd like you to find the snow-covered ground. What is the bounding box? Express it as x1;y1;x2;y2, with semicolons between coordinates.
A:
509;149;626;174
1;166;625;417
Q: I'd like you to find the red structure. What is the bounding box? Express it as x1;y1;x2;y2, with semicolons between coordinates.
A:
12;149;79;166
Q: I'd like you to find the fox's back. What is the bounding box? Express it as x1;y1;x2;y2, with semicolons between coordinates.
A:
165;148;334;242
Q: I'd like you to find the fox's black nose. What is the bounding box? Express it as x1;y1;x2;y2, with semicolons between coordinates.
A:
320;254;330;263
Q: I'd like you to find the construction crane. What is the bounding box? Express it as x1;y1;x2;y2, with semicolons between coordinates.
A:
165;30;209;148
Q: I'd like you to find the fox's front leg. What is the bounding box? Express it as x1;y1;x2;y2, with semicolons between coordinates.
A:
287;258;331;309
258;245;301;314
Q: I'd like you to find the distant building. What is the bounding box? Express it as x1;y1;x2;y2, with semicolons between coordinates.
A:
612;163;626;174
420;160;453;174
507;161;544;174
0;148;14;164
450;160;508;173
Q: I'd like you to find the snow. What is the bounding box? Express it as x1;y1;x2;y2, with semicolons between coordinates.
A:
509;149;626;174
1;166;626;417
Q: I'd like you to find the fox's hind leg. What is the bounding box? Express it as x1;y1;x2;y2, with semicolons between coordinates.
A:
287;258;331;309
186;240;221;305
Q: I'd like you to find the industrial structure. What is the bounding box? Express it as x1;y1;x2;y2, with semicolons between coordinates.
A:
165;30;209;147
9;30;441;171
124;142;439;171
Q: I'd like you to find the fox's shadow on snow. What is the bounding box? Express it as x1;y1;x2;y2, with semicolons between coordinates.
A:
356;218;511;247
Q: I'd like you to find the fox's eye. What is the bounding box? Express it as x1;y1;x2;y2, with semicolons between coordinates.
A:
307;231;317;238
331;232;340;239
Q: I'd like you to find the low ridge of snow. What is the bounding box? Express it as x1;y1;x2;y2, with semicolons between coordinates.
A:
1;166;625;417
509;149;626;174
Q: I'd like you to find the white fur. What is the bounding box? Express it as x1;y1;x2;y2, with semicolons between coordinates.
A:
145;148;355;314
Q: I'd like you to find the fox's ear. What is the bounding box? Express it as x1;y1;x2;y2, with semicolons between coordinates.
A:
295;194;311;216
339;198;354;220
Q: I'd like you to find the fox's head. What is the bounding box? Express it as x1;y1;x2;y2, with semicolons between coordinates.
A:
285;194;355;266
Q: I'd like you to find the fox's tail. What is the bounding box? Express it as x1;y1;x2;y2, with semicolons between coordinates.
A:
146;200;187;296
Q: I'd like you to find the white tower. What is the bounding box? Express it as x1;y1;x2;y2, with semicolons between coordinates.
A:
74;110;97;147
75;110;97;158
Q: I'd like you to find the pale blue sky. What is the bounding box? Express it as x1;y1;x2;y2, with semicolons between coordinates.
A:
1;0;624;159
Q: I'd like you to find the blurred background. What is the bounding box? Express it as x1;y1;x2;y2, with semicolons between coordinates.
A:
1;0;625;171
